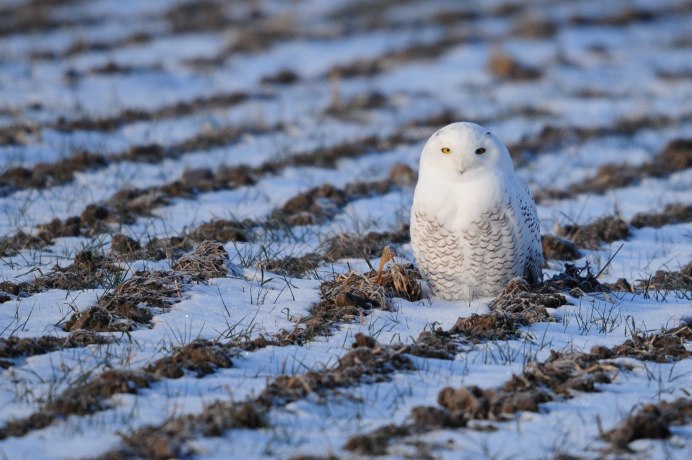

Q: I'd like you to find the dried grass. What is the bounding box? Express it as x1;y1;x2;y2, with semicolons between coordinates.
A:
173;240;236;280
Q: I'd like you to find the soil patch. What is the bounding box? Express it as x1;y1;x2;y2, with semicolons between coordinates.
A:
346;349;620;455
263;253;322;278
0;121;41;147
117;401;266;460
62;270;185;332
173;240;235;281
541;234;580;261
345;424;412;455
146;340;234;379
164;0;230;33
322;226;410;262
258;333;414;406
0;153;106;195
0;1;97;37
451;278;565;342
540;262;609;296
603;398;692;449
53;92;251;132
592;321;691;363
450;312;522;342
110;234;142;255
630;203;692;229
488;49;542;80
0;250;123;301
557;216;630;249
0;339;237;442
407;329;461;360
261;69;300;85
143;237;195;261
512;15;557;39
39;249;124;291
189;219;252;243
271;184;348;226
539;138;691;200
0;331;113;364
639;262;692;291
101;335;411;459
277;261;421;344
0;231;47;257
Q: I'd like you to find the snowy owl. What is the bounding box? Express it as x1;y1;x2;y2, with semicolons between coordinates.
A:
410;122;543;300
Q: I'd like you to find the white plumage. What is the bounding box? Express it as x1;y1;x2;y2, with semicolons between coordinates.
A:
410;122;543;300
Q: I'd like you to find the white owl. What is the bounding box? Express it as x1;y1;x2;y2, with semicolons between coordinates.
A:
410;122;543;300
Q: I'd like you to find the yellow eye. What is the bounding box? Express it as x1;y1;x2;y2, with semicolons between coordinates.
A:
441;147;451;154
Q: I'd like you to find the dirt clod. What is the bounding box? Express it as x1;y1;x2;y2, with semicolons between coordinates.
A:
603;399;692;449
263;253;321;278
0;231;47;257
387;162;418;188
492;278;565;321
63;271;185;332
261;68;299;85
0;331;113;363
189;219;251;243
322;226;409;261
272;184;347;225
451;312;522;342
147;340;234;379
258;336;414;406
541;234;580;261
593;321;691;363
39;250;124;291
118;401;267;460
408;330;459;360
451;278;564;342
541;263;609;295
144;236;194;261
0;152;106;193
557;216;630;249
37;216;83;239
640;262;692;291
488;49;542;80
173;240;234;281
344;424;411;455
111;234;142;255
48;370;152;415
630;203;692;229
281;264;419;344
79;204;109;225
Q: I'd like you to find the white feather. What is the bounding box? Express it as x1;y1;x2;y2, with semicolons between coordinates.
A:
410;122;543;300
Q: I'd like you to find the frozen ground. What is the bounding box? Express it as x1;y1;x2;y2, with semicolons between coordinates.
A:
0;0;690;459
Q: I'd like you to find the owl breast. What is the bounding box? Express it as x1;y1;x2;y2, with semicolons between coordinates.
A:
411;199;534;300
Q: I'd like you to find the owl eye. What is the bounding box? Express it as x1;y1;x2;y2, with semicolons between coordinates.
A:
441;147;451;154
475;147;486;155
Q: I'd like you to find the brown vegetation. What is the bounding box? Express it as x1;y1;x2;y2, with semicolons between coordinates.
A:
279;261;421;344
603;399;692;449
557;216;630;249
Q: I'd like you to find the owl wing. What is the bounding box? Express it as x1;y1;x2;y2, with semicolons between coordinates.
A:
510;178;544;284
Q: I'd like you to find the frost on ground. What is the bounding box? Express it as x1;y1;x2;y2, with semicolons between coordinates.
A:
0;0;691;459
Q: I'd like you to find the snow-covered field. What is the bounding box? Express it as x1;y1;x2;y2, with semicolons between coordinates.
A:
0;0;690;459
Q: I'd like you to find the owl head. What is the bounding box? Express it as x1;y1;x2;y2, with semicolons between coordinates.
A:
419;122;515;180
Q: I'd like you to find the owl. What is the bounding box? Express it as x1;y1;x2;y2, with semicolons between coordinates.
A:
410;122;543;300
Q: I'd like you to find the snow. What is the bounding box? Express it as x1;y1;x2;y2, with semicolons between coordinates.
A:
1;0;691;459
